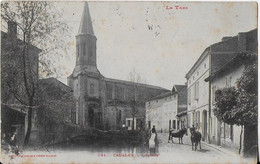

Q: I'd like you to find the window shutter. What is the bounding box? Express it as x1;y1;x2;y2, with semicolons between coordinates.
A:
195;81;199;100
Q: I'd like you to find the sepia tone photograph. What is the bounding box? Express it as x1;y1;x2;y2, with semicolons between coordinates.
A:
0;1;258;163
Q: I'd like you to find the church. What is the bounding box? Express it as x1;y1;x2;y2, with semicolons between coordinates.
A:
67;2;169;130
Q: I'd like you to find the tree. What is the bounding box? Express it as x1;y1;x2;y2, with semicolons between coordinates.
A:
213;87;238;124
130;98;138;130
127;67;147;130
235;63;257;156
213;63;257;155
127;67;142;84
235;63;257;126
37;78;76;144
1;2;71;77
1;2;70;146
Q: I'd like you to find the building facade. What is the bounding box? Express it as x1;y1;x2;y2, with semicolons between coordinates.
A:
145;85;187;133
1;21;41;147
205;29;257;150
67;2;169;130
186;28;257;144
205;52;257;150
185;31;254;141
185;48;210;140
174;85;188;129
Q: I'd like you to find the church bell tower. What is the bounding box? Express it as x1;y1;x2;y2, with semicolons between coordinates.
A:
74;2;100;76
68;2;103;127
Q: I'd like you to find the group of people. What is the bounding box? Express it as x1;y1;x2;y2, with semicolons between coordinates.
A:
151;124;199;134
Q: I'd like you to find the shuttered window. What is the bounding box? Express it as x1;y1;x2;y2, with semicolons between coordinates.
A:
188;89;191;104
195;81;199;100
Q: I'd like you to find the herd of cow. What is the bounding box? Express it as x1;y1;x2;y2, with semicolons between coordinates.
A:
168;127;202;151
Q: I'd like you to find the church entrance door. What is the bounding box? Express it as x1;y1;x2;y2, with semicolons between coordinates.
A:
88;108;94;127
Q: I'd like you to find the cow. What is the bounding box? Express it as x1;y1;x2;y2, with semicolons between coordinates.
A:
190;127;202;151
168;128;187;144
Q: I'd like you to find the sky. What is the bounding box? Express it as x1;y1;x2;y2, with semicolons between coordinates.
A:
55;1;257;90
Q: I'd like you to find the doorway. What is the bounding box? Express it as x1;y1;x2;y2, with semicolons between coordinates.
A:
202;110;207;141
88;108;94;127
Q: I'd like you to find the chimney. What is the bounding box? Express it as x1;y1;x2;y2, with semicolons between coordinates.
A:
238;32;247;52
7;21;17;39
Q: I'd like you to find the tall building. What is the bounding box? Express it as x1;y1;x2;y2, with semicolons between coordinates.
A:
67;2;169;130
185;28;257;143
1;21;41;146
205;29;257;151
185;40;237;141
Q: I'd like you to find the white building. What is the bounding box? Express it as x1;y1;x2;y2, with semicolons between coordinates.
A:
185;48;210;140
185;32;249;141
145;85;187;133
186;28;257;146
205;52;256;150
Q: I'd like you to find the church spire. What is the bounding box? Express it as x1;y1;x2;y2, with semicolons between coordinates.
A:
67;1;102;80
78;2;94;35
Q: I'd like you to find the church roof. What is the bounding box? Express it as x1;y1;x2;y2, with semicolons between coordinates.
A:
39;77;73;92
104;77;169;91
172;85;186;93
148;91;174;101
78;2;94;35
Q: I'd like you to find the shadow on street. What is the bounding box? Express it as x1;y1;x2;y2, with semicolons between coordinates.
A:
197;149;210;153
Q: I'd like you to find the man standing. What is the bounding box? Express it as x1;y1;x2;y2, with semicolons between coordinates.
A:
151;125;157;134
190;125;196;133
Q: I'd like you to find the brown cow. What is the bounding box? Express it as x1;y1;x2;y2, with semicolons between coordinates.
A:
168;128;187;144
